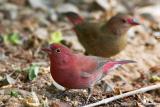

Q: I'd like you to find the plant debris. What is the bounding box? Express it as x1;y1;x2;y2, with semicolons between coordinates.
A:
0;0;160;106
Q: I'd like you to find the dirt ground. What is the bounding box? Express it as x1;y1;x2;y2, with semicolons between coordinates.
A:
0;0;160;107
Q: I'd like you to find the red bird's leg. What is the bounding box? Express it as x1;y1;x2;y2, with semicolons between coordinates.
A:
62;88;70;93
56;88;70;97
86;86;94;103
101;80;115;92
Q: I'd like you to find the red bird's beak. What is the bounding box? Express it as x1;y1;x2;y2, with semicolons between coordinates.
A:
127;18;140;25
42;46;52;53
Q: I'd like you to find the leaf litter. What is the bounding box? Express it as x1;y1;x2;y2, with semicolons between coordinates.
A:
0;0;160;106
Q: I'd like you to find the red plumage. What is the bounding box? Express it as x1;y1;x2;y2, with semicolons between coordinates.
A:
43;43;135;100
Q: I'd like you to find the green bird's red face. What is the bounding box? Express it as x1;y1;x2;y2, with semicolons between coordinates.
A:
107;14;140;28
105;14;140;35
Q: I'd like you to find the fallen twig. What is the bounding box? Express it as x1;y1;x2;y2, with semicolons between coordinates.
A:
83;84;160;107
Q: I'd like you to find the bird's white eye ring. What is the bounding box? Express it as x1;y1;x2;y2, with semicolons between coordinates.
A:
55;48;61;53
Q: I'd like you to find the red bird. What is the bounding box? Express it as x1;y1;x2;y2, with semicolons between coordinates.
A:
43;43;136;101
64;12;140;57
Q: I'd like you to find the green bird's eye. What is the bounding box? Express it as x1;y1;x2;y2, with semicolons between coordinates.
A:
121;19;126;23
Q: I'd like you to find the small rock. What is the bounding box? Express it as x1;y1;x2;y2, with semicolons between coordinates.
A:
34;28;48;40
48;9;58;22
127;28;137;39
153;31;160;39
56;3;79;14
29;0;48;9
140;13;157;23
35;11;50;26
0;3;18;20
29;0;64;9
0;0;7;4
136;5;160;19
95;0;110;10
9;9;17;20
0;53;6;61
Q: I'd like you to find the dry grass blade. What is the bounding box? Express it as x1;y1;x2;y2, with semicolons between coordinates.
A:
83;84;160;107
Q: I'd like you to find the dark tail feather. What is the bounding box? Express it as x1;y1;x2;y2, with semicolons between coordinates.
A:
63;12;84;25
115;60;136;64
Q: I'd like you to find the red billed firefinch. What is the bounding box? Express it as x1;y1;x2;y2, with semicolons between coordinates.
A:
43;43;136;101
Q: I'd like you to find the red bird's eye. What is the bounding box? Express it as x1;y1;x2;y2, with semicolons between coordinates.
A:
55;48;61;53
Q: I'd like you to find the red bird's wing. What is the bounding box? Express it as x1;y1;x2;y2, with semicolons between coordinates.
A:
75;54;108;78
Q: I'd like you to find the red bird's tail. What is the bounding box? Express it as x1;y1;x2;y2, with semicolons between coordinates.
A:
102;60;136;74
63;12;84;25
